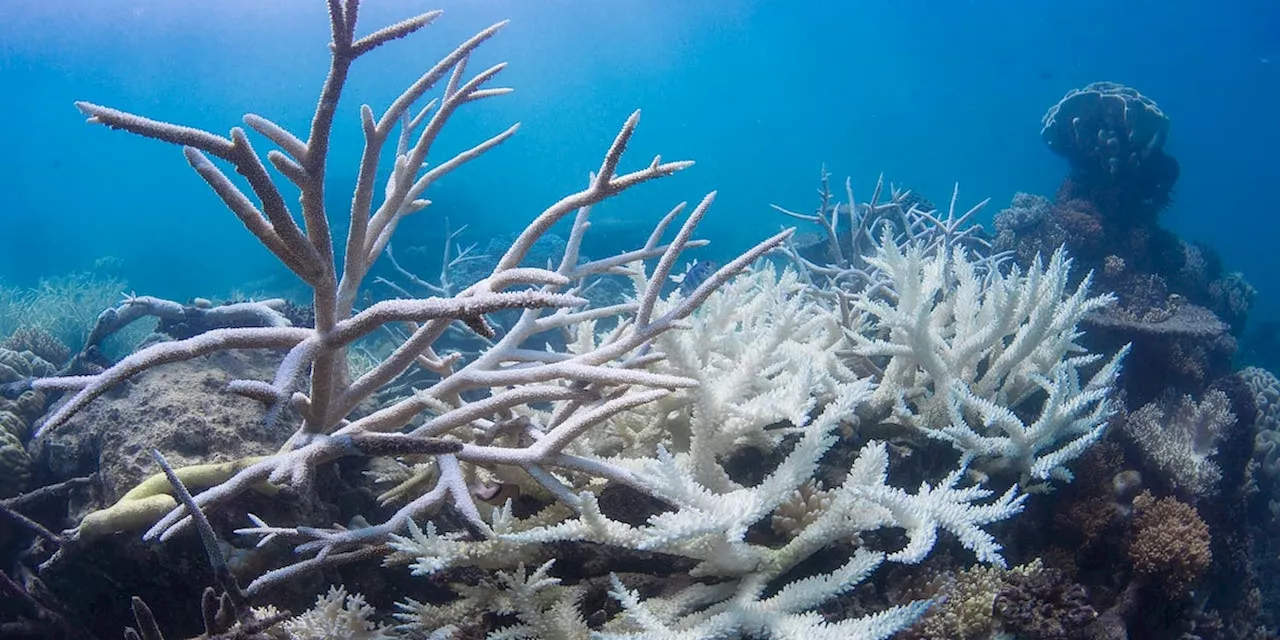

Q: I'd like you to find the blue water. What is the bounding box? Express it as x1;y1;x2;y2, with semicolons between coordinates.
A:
1;0;1277;320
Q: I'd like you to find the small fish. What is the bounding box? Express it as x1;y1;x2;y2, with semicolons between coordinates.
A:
673;260;718;297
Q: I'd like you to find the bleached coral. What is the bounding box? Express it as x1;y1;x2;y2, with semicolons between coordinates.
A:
390;264;1027;639
279;585;394;640
848;230;1125;483
940;346;1128;484
617;262;856;463
847;443;1026;566
41;0;1092;634
393;560;589;639
599;551;929;640
563;433;1018;633
1122;390;1233;496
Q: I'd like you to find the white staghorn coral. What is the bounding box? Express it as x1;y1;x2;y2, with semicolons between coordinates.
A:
45;0;792;596
847;442;1026;565
42;0;1083;635
278;585;394;640
384;264;1029;638
639;263;858;485
392;560;590;639
551;262;858;487
599;549;930;640
585;442;1019;639
940;347;1128;484
848;229;1125;483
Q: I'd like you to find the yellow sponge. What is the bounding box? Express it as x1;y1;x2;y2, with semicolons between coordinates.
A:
77;456;271;540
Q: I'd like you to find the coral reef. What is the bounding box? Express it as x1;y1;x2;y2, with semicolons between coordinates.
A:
34;349;295;507
0;348;55;498
1041;81;1179;215
276;585;394;640
846;230;1125;485
1127;491;1213;593
1;8;1277;640
993;568;1097;639
998;83;1251;442
906;560;1044;639
1;327;71;369
1120;389;1233;498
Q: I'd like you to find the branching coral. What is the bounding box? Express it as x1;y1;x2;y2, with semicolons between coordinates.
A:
767;172;1128;492
391;559;589;639
1128;491;1212;593
383;265;1026;638
771;172;998;297
847;229;1126;484
21;3;1136;636
0;272;128;352
277;586;394;640
32;0;788;600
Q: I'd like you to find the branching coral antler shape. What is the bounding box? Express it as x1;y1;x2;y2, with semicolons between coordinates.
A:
39;3;530;436
34;0;791;594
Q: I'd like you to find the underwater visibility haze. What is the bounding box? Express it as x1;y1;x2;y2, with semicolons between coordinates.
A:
1;1;1280;638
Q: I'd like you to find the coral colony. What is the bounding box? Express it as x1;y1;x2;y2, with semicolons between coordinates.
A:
0;3;1276;640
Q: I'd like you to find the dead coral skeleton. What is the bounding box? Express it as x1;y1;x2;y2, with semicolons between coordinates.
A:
32;0;787;597
22;3;1138;638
